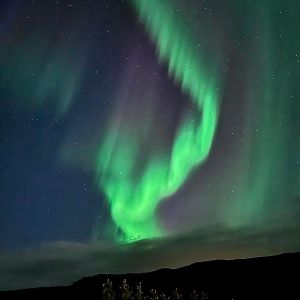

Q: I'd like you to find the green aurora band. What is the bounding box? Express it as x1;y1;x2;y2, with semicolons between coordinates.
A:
96;0;221;241
223;0;300;227
0;0;299;250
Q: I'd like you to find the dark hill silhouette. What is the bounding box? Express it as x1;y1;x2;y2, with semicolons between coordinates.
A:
1;252;299;299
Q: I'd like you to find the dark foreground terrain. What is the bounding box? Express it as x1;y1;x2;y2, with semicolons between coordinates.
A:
1;252;299;299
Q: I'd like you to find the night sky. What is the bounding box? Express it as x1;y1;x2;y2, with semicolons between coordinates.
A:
1;0;300;290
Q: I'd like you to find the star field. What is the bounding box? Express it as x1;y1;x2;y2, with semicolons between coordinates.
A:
0;0;299;285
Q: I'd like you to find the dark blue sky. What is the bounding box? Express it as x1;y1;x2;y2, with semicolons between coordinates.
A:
0;0;299;276
0;0;131;249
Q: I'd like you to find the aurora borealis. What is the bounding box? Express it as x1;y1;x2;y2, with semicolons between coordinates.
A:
0;0;300;290
96;0;220;241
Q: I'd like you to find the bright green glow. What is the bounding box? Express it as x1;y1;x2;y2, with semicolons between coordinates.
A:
96;0;221;242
